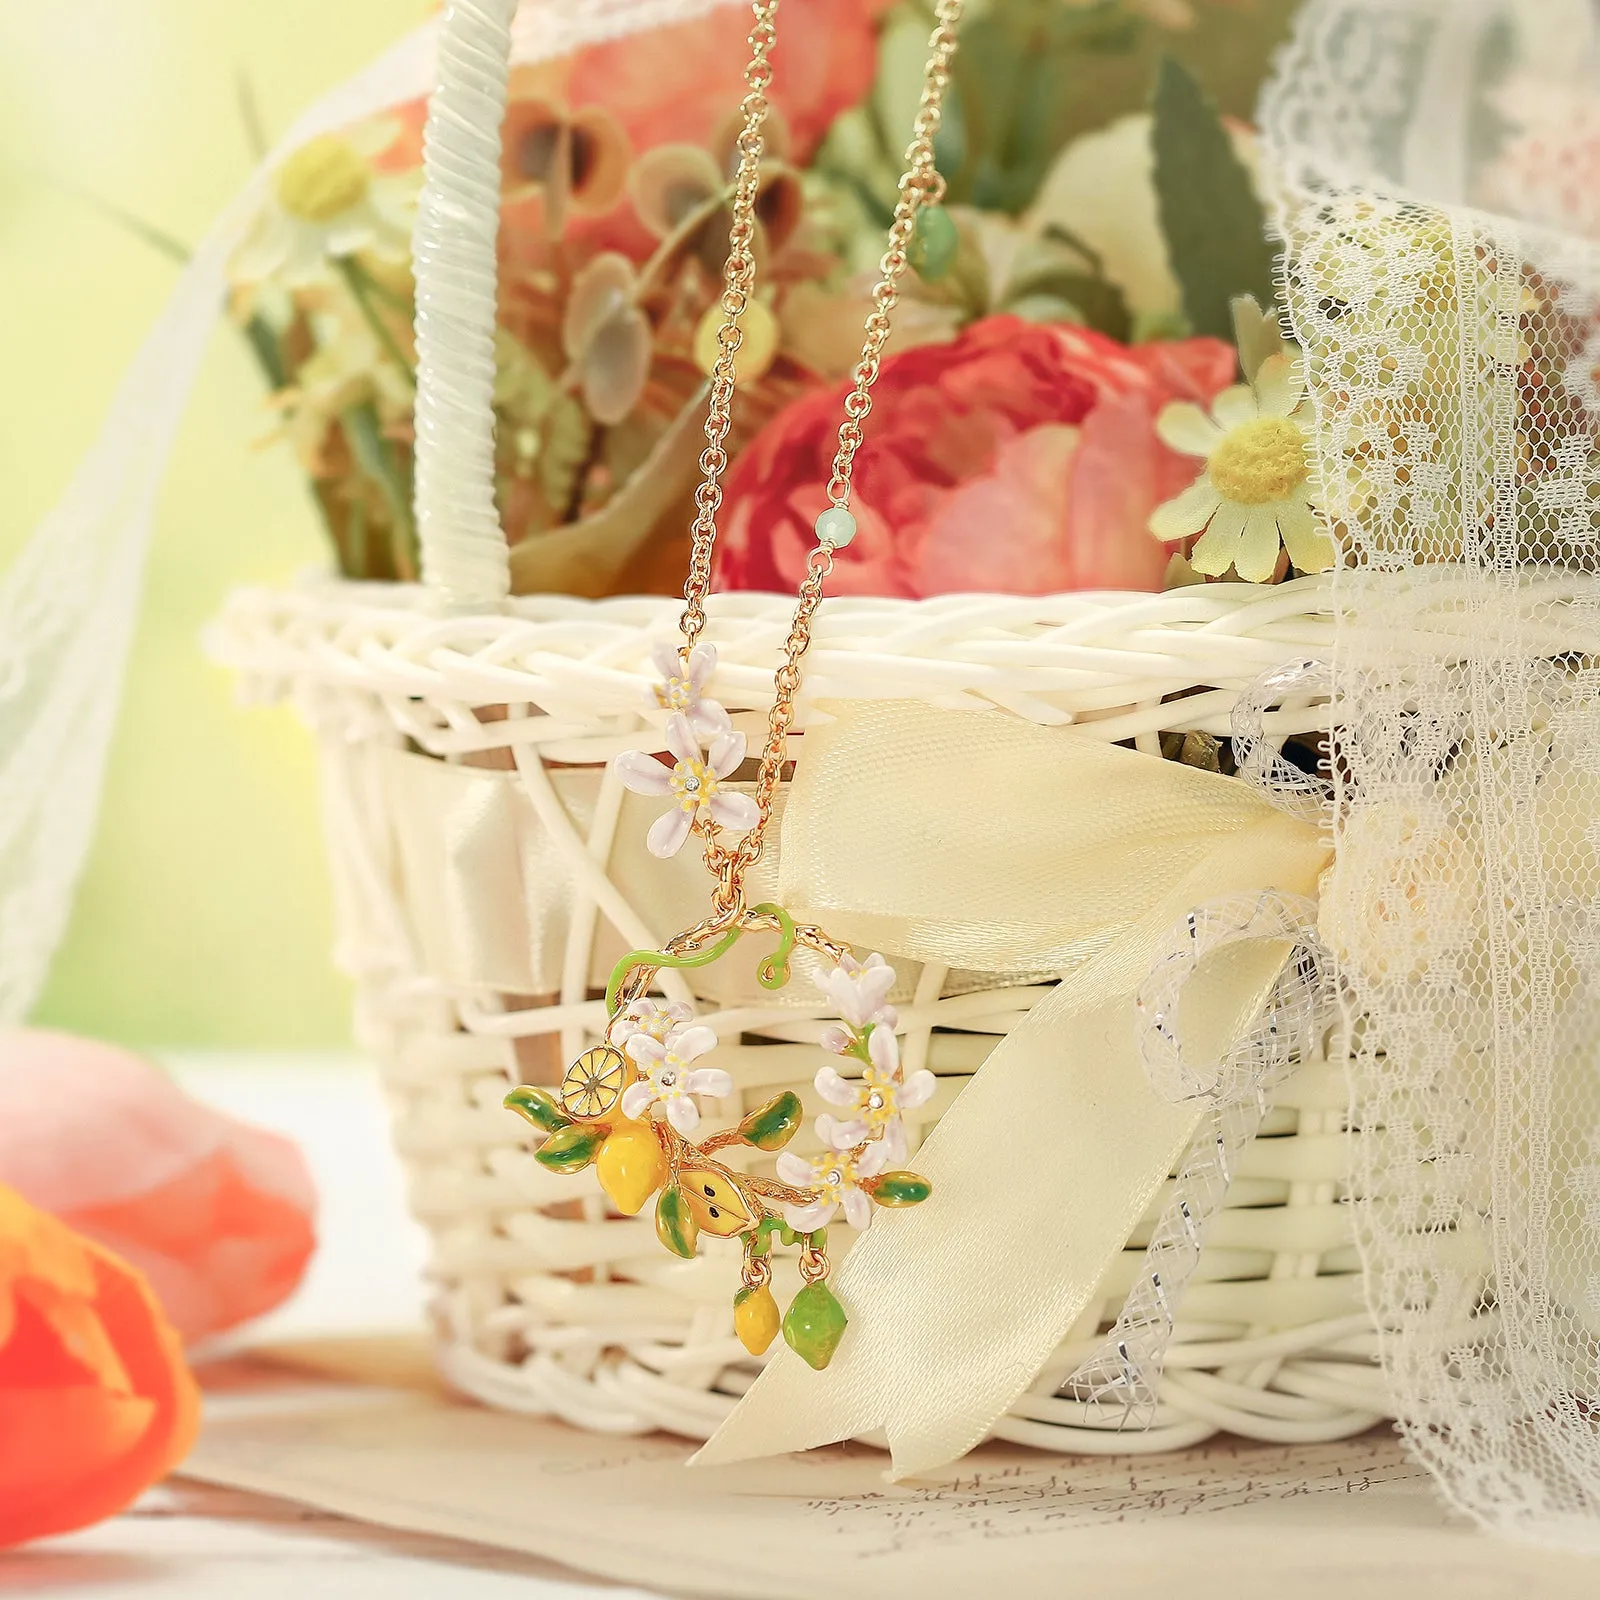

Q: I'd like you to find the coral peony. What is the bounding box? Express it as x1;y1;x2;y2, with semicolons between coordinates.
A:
0;1184;200;1547
716;315;1237;597
0;1032;316;1346
565;0;895;164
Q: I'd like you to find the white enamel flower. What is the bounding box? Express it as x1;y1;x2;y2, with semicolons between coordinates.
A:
1148;354;1334;582
814;1025;936;1165
608;997;695;1051
620;1026;732;1135
776;1140;892;1234
613;714;759;859
817;951;898;1030
232;119;419;287
648;642;731;739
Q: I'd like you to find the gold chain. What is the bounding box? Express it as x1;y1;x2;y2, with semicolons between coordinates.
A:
678;0;779;655
681;0;965;913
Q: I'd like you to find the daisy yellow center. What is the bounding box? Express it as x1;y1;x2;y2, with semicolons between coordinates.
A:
670;757;719;813
857;1065;898;1132
654;674;694;712
811;1157;856;1203
276;136;372;223
1208;416;1308;506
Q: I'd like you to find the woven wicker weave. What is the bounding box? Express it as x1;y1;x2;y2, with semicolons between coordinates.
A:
213;574;1391;1451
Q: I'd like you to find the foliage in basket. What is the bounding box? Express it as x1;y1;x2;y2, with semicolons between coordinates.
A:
225;0;1318;599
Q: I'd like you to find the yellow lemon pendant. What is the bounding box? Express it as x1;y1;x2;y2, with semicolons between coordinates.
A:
596;1120;668;1215
734;1282;781;1356
678;1164;755;1237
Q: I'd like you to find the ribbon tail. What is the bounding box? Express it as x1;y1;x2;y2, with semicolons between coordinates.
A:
692;983;1201;1476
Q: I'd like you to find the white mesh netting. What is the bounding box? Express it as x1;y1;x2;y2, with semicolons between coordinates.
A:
1266;0;1600;1548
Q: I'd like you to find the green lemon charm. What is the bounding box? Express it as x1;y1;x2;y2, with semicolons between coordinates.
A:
782;1281;849;1370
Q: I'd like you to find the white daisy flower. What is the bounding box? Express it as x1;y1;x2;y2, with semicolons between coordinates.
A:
647;641;731;740
607;997;695;1052
232;119;419;287
613;714;759;859
1148;354;1334;582
620;1026;732;1135
776;1139;892;1234
814;1025;936;1166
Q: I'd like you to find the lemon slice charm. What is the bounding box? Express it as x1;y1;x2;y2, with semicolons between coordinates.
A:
679;1164;756;1237
560;1045;628;1121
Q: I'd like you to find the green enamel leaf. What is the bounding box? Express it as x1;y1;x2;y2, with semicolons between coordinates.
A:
870;1171;933;1208
505;1085;573;1135
533;1125;604;1174
782;1281;849;1371
1150;56;1277;343
737;1091;804;1152
655;1185;701;1259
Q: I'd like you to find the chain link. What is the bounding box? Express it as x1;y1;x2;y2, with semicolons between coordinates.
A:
678;0;779;654
684;0;965;911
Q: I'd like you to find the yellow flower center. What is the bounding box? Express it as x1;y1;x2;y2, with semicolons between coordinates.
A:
857;1065;898;1132
670;758;719;814
1208;416;1308;506
812;1156;858;1203
654;674;694;712
275;136;372;223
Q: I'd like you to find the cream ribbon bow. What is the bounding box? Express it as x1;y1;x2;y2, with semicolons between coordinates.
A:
694;700;1331;1477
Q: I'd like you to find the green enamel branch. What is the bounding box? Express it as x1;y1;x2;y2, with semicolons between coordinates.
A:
752;902;798;991
603;903;801;1015
605;928;744;1016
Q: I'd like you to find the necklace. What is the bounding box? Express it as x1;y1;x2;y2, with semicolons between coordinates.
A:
507;0;965;1373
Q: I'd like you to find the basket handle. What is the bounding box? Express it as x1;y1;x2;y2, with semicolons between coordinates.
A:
412;0;519;611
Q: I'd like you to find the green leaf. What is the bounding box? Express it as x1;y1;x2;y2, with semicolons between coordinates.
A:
869;1171;933;1208
655;1185;700;1259
504;1085;572;1135
1005;272;1131;342
534;1126;604;1174
1150;56;1277;342
737;1091;805;1152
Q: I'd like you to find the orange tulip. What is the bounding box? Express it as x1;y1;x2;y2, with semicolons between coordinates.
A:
0;1183;200;1548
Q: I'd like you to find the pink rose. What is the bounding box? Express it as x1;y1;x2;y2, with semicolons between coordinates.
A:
0;1032;316;1345
715;315;1237;598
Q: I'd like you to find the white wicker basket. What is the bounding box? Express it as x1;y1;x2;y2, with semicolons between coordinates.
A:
213;0;1388;1453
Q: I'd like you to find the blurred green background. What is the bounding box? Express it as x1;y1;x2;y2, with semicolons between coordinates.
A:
0;0;429;1046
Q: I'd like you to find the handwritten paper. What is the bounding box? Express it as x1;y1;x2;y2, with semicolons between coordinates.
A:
181;1344;1600;1600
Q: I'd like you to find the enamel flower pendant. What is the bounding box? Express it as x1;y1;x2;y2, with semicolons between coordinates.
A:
504;646;934;1371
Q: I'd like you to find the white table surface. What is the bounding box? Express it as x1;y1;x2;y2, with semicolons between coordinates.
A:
10;1054;662;1599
